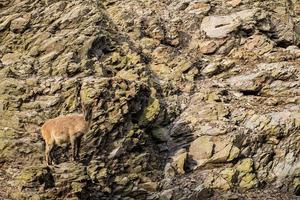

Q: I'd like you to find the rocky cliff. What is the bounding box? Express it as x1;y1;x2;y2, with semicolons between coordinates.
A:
0;0;299;199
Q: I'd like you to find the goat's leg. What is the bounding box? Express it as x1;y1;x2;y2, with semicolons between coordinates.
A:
75;136;82;161
45;143;54;166
45;144;50;165
70;137;76;161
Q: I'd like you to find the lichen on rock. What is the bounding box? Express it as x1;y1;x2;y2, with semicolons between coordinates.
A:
1;0;300;199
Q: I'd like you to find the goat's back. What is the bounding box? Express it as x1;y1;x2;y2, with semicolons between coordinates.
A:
41;114;88;145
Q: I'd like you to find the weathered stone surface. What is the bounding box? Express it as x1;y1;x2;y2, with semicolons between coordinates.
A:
138;88;160;127
236;158;254;174
10;17;30;33
151;126;169;142
171;149;187;174
189;136;214;166
185;1;211;15
201;9;257;38
239;173;258;190
8;165;54;199
138;181;158;192
159;189;173;200
1;0;300;199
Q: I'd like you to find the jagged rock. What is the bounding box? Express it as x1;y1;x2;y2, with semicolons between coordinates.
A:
239;173;258;190
220;168;237;186
212;175;232;191
201;9;257;38
227;62;299;95
138;181;158;192
164;163;176;179
1;53;22;65
1;0;300;199
117;69;139;81
189;136;214;167
185;1;211;15
151;126;169;142
242;35;274;55
140;37;160;52
159;189;173;200
171;149;187;174
228;146;240;161
0;15;15;31
236;158;254;174
52;162;91;199
227;0;241;7
9;165;54;199
10;16;30;33
138;88;160;127
87;159;107;183
199;39;225;54
209;140;232;163
202;63;221;76
115;175;129;186
289;167;300;194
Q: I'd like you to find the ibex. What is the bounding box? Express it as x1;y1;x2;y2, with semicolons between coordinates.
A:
41;103;93;165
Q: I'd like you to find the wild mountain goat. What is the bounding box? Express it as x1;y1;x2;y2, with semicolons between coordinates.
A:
41;103;93;165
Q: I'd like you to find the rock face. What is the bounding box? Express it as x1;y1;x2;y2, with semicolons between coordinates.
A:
0;0;300;199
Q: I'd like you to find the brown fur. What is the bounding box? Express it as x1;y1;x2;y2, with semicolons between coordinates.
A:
41;104;92;165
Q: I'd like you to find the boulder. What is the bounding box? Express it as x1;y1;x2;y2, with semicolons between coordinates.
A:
171;149;187;174
189;136;214;166
201;9;257;38
10;17;30;33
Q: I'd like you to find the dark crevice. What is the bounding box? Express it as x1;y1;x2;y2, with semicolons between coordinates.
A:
275;40;294;48
240;90;261;96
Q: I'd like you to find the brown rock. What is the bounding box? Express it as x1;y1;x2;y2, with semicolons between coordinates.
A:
189;136;214;166
139;181;158;192
10;17;30;33
171;149;187;174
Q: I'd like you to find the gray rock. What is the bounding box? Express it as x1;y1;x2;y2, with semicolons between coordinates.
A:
201;9;257;38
